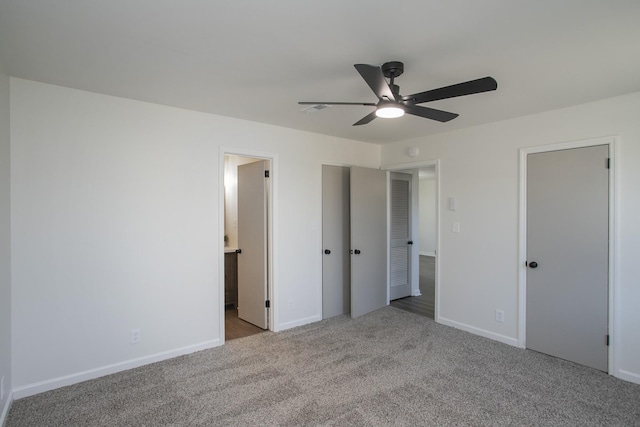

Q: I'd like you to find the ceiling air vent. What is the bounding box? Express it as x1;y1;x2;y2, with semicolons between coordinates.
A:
302;104;331;114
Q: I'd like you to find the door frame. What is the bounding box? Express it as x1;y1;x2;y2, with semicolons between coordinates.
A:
518;136;617;374
382;159;440;321
219;147;278;343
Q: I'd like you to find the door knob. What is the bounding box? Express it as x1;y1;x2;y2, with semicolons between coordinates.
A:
529;261;538;269
324;249;331;255
407;240;413;245
354;249;361;255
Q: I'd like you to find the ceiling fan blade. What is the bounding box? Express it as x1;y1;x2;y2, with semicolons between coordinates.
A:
353;111;378;126
405;105;458;122
298;101;376;106
354;64;397;101
403;77;497;104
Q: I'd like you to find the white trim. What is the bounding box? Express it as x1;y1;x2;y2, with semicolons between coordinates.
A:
219;147;279;335
382;159;439;170
1;391;13;427
616;370;640;385
518;136;617;374
438;316;519;347
419;251;435;257
277;315;322;331
11;339;220;400
411;289;422;297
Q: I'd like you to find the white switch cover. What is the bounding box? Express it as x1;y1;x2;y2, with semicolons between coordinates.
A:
448;197;457;211
452;222;460;233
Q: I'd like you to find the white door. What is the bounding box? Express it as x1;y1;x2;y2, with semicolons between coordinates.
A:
390;172;412;300
526;145;609;371
237;160;268;329
322;165;351;319
350;166;388;318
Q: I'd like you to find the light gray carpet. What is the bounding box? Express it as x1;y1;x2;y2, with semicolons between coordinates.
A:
7;307;640;426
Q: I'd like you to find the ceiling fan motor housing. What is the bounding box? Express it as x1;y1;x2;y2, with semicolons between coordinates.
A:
381;61;404;79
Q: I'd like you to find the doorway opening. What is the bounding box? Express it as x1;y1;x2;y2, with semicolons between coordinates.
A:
222;152;274;342
388;164;437;319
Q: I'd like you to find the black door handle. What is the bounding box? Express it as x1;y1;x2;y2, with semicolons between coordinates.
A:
407;240;413;245
324;249;331;255
235;249;242;254
529;261;538;269
354;249;361;255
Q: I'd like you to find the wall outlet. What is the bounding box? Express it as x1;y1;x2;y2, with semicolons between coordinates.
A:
1;375;5;401
288;300;294;310
452;222;460;233
495;309;505;323
130;328;141;344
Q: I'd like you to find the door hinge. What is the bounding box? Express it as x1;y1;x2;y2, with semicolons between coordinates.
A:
265;300;270;308
606;158;610;169
265;170;270;178
606;334;610;346
235;249;242;254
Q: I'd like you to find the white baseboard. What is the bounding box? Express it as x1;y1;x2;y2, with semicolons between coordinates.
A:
411;289;422;297
419;251;435;257
616;369;640;385
276;315;322;332
12;339;221;400
1;391;13;427
437;316;519;347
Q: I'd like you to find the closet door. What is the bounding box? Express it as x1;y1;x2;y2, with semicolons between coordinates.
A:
389;172;412;300
322;165;351;319
350;166;388;318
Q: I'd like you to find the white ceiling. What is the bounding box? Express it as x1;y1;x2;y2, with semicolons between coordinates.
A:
1;0;639;144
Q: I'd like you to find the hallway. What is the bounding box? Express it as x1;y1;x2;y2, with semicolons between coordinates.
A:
390;255;435;318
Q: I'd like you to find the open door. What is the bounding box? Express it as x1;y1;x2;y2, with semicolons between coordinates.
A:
350;166;388;318
237;160;268;329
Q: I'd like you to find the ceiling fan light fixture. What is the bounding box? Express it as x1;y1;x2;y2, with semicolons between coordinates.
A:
376;104;405;118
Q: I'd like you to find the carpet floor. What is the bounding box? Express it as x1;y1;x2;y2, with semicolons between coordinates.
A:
7;306;640;426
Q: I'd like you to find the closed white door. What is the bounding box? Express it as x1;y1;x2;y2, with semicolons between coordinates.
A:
237;160;268;329
526;145;609;371
322;165;351;319
350;166;388;318
390;172;412;300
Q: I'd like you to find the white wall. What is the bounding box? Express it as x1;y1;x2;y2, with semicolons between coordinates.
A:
418;178;436;255
0;70;12;421
10;78;380;396
381;91;640;384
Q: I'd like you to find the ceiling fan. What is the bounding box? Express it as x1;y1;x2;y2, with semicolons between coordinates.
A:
299;61;497;126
